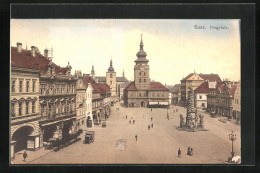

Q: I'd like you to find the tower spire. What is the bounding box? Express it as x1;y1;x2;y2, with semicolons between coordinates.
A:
140;34;144;50
123;69;125;78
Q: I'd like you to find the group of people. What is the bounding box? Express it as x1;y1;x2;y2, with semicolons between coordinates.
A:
177;147;194;158
148;117;153;130
125;115;136;125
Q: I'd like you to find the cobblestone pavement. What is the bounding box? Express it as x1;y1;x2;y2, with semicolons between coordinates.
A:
27;102;240;164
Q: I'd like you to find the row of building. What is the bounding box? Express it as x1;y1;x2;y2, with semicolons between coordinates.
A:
170;72;241;120
10;42;129;159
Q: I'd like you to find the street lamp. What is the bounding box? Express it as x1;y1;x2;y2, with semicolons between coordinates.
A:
229;131;236;158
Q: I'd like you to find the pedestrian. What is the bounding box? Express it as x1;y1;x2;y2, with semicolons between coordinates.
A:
133;120;135;124
23;150;27;161
129;120;131;124
148;125;150;130
131;117;133;119
190;148;193;156
151;108;152;112
126;115;127;120
178;148;181;158
135;134;138;141
176;109;178;112
151;117;153;121
151;123;153;128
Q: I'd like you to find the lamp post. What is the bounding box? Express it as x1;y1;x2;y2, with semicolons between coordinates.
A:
229;131;236;158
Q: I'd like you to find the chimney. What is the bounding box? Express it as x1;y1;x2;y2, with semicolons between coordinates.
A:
44;49;48;57
31;46;36;57
17;42;22;53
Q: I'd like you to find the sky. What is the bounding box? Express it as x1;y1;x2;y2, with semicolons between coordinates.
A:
10;19;240;85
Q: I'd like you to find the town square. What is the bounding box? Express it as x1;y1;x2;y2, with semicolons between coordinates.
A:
10;19;241;164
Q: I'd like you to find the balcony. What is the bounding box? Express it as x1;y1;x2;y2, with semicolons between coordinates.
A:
40;111;76;121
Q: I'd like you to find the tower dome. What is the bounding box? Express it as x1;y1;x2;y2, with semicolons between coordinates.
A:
135;34;149;62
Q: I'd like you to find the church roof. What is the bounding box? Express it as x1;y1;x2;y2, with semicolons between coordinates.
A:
11;47;68;75
116;77;128;82
125;81;169;91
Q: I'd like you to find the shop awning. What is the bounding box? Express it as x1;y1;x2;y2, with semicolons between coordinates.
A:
158;102;169;105
149;102;159;105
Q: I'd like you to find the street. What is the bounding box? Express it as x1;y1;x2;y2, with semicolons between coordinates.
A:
29;101;241;164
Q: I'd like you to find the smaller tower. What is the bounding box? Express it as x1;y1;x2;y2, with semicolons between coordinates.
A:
122;69;125;78
91;65;95;79
106;58;116;97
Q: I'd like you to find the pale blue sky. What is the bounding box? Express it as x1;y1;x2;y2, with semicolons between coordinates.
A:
11;19;240;85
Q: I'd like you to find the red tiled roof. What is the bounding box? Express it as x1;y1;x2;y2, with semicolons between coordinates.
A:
11;47;67;75
181;73;222;83
199;74;222;82
149;82;169;91
82;75;110;94
195;81;223;94
125;82;137;91
125;81;169;91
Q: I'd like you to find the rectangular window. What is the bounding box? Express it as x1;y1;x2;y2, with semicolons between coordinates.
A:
26;81;30;92
32;101;35;113
139;79;141;83
110;81;112;85
19;103;22;116
32;81;36;92
144;79;146;83
199;95;202;99
26;102;29;114
19;81;23;92
11;103;15;117
12;81;15;92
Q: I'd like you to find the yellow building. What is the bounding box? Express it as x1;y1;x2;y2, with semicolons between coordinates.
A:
123;35;169;107
180;73;222;106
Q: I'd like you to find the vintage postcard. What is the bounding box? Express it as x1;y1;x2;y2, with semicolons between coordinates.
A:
10;19;241;164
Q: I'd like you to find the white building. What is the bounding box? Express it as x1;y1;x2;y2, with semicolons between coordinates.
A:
85;82;93;128
195;81;222;109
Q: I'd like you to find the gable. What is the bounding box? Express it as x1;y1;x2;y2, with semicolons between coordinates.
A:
186;74;204;81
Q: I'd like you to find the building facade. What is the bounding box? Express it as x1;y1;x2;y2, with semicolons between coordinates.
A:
194;81;222;109
83;75;111;124
180;73;222;106
75;71;87;131
123;35;169;108
232;81;241;122
10;43;42;159
207;81;237;118
11;43;77;159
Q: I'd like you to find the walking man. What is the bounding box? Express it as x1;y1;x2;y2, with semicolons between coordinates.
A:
151;117;153;121
135;134;138;141
133;120;135;124
126;115;127;120
187;147;191;156
151;123;153;128
148;125;150;130
178;148;181;158
190;148;193;156
129;120;131;124
23;150;27;162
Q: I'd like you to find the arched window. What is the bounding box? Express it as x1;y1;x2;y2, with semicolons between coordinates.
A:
110;73;112;78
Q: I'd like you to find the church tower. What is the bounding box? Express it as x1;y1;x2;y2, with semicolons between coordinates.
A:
106;58;117;97
134;34;150;90
91;65;95;79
